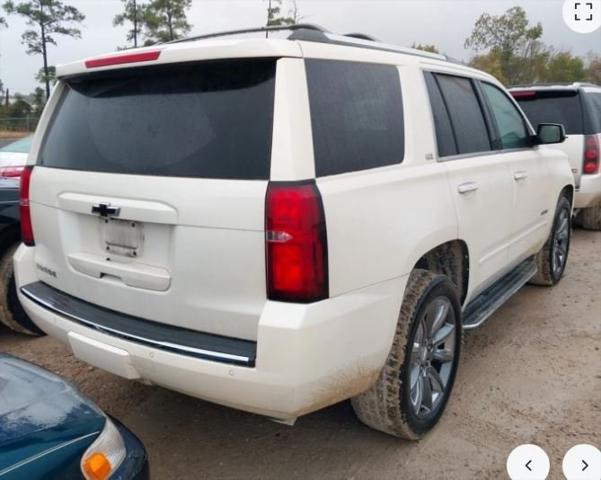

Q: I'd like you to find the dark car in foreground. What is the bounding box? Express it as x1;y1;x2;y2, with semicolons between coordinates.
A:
0;136;44;336
0;354;148;479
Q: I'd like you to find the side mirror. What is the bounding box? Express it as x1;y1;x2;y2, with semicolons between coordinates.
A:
536;123;566;145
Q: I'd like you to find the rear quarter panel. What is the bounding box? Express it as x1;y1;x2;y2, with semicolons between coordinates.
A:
316;64;458;297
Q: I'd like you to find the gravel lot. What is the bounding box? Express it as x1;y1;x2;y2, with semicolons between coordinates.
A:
2;229;600;479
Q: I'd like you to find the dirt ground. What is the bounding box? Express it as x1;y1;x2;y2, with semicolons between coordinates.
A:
1;230;600;479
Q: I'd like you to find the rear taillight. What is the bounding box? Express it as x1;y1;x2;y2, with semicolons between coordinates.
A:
0;166;25;178
583;135;600;175
20;166;34;246
266;181;328;303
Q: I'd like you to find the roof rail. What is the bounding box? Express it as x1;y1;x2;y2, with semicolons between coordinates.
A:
344;33;380;42
167;24;448;62
166;23;330;44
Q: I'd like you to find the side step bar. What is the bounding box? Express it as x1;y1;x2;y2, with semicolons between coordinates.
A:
462;257;537;330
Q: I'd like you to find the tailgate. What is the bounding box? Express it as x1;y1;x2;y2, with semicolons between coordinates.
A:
28;58;277;342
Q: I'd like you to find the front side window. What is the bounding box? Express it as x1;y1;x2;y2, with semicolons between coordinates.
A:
481;82;530;149
306;59;405;177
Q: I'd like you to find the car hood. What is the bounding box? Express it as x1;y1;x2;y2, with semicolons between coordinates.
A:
0;355;105;469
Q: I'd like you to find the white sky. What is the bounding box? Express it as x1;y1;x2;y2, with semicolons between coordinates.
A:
0;0;600;94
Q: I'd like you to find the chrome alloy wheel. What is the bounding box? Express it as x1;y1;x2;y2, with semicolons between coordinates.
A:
552;207;570;277
408;296;457;418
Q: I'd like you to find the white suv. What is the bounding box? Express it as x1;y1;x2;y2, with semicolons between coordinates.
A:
15;26;574;439
511;83;601;230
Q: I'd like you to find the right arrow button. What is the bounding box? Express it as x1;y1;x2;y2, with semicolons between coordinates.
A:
563;444;600;480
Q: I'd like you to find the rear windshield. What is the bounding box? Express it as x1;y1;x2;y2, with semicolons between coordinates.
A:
514;91;583;135
39;59;276;180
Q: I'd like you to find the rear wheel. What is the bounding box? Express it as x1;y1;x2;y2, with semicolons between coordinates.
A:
530;195;572;286
351;269;461;439
0;243;45;336
581;204;601;231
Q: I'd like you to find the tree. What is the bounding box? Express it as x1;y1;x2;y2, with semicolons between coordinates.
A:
3;0;84;99
113;0;145;48
35;65;56;86
543;51;585;83
266;0;295;27
411;43;439;54
143;0;191;44
5;94;32;118
30;86;46;115
465;6;544;85
586;55;601;84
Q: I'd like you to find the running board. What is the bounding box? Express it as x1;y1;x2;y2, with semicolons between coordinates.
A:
462;257;537;330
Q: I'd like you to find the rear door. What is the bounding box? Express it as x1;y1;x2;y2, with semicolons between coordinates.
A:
29;58;278;341
513;89;585;186
425;72;514;298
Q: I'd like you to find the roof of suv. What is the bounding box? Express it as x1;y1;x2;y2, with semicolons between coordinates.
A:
55;24;491;82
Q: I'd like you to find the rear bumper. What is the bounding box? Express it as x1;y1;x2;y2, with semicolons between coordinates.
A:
14;245;405;421
575;173;601;209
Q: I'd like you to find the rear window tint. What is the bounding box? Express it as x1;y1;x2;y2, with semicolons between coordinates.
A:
585;92;601;133
434;74;492;155
514;92;583;135
40;59;276;179
424;72;458;157
306;59;404;177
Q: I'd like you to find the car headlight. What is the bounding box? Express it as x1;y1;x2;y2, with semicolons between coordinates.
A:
81;417;126;480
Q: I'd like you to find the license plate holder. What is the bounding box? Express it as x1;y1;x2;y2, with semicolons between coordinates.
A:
103;218;142;257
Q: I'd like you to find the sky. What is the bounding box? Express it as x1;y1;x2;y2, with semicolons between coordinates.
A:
0;0;600;94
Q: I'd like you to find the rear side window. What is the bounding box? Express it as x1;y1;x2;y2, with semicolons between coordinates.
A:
433;74;492;155
306;59;404;177
424;72;457;156
584;92;601;133
514;91;584;135
40;59;276;179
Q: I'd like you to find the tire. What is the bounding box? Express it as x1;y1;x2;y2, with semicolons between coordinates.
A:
530;195;572;286
0;243;45;336
581;204;601;231
351;269;462;440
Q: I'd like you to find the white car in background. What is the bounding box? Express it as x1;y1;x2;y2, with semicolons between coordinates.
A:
511;83;601;230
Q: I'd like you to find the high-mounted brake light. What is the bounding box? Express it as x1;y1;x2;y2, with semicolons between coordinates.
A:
266;181;328;303
19;166;34;246
583;135;600;175
85;50;161;68
510;90;536;99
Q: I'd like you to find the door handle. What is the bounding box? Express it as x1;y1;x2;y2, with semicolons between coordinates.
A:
513;171;528;181
457;182;479;194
